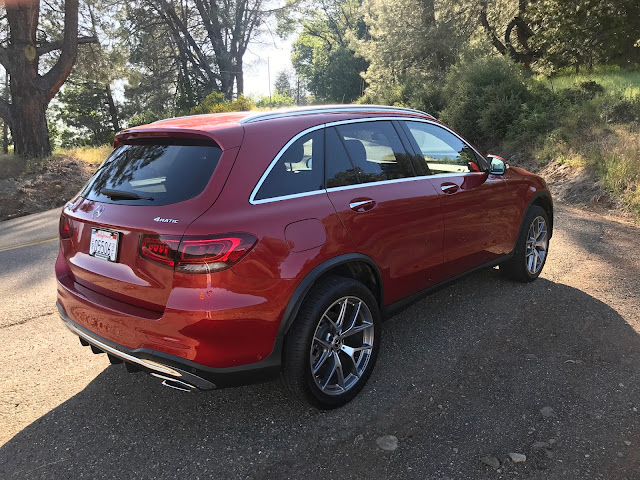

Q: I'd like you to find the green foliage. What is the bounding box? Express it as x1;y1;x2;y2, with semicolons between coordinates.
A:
356;0;470;107
255;91;296;109
529;0;640;72
274;70;293;98
189;93;254;115
289;0;367;103
439;56;532;149
543;66;640;99
55;81;117;147
127;111;167;128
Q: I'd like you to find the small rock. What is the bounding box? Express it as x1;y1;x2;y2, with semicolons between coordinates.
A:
524;353;538;360
540;406;556;418
509;453;527;463
453;448;459;454
617;452;624;457
532;441;550;450
376;435;398;452
480;456;501;469
353;434;363;445
624;441;631;446
548;439;556;445
54;184;62;191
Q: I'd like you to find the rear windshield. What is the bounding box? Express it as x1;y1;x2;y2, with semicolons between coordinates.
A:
81;140;222;206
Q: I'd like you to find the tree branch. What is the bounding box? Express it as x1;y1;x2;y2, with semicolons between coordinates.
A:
479;5;507;56
38;0;80;102
37;35;98;56
0;97;13;127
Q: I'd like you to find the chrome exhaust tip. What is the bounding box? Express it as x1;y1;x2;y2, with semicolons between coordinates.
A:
151;373;198;392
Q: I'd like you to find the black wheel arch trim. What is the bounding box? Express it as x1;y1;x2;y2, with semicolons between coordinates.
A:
515;191;554;247
266;253;384;366
279;253;384;335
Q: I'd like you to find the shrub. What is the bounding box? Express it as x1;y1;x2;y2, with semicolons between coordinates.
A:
189;92;253;115
439;56;530;150
127;111;166;128
255;90;296;109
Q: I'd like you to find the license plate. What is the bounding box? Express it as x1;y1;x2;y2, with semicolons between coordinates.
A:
89;228;119;262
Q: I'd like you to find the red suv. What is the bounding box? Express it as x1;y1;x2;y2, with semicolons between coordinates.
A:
56;105;552;408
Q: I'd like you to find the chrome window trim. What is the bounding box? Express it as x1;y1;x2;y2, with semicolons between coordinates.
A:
239;105;433;124
249;117;485;205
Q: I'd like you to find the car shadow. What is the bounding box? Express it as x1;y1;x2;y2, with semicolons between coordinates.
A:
2;270;640;479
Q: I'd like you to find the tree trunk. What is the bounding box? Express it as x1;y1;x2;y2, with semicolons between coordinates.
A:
2;72;8;154
105;83;120;132
0;0;81;158
235;57;244;96
10;90;51;157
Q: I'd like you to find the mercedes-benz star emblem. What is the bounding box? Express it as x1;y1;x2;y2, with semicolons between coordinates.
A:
92;205;105;218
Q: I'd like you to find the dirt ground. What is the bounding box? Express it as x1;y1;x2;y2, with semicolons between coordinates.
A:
1;201;640;478
0;155;97;221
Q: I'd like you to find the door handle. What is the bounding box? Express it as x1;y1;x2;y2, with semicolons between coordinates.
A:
349;198;376;212
440;183;459;194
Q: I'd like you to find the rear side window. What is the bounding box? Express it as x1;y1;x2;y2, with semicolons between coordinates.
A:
254;129;324;201
335;121;414;184
81;140;222;206
404;121;483;174
325;127;360;188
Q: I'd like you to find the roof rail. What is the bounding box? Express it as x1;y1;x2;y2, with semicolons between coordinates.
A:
237;105;433;124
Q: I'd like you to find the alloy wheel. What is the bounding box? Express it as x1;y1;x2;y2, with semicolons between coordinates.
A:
525;216;548;275
309;296;375;396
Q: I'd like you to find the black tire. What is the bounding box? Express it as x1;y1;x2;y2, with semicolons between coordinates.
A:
500;205;550;282
281;275;381;409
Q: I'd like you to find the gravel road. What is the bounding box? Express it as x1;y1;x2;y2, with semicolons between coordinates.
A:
1;204;639;479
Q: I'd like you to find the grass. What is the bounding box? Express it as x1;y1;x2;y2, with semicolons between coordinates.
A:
1;145;111;180
529;66;640;215
54;145;112;164
540;66;640;99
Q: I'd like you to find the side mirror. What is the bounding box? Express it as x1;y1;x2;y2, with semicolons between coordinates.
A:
487;154;507;175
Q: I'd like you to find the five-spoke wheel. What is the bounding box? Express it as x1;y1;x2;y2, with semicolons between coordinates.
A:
310;296;375;395
282;276;380;409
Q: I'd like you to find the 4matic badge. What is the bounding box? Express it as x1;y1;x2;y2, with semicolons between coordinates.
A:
153;217;179;224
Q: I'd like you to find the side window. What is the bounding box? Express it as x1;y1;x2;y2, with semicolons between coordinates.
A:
254;129;324;201
325;127;360;188
335;121;415;184
405;121;483;174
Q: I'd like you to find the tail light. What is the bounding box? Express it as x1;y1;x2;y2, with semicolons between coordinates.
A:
140;233;257;273
59;213;74;239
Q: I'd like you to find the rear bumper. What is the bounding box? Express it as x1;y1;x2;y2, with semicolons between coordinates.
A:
57;303;280;390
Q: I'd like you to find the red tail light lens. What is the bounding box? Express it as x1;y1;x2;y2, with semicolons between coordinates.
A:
141;236;181;267
140;234;257;273
59;213;74;239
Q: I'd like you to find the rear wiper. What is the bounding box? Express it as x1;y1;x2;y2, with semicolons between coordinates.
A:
100;189;154;201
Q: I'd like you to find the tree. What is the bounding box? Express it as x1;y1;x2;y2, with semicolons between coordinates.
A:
134;0;285;101
356;0;469;108
0;0;96;157
287;0;367;103
529;0;640;72
54;0;127;145
478;0;542;69
274;69;293;97
477;0;640;72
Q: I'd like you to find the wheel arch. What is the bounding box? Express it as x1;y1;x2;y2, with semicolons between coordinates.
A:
270;254;384;364
530;191;554;237
514;191;554;250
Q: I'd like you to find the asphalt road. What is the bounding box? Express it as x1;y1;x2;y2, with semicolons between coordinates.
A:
1;205;639;479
